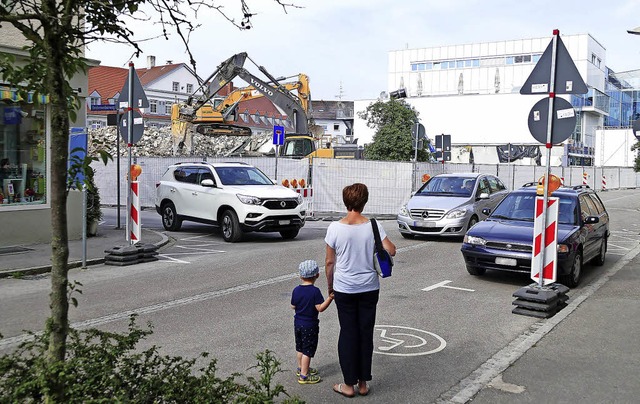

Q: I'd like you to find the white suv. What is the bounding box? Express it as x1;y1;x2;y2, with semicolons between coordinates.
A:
155;162;305;242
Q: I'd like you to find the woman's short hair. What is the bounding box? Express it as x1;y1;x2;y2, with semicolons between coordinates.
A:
342;183;368;212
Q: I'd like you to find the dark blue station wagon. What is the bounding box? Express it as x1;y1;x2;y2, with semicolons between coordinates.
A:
460;184;610;287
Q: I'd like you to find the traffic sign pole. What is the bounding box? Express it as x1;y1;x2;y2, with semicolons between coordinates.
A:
127;63;134;244
539;31;560;287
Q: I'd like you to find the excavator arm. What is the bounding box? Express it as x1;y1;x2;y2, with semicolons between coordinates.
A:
171;52;311;151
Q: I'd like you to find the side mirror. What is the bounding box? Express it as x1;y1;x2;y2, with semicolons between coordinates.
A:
482;208;491;215
584;216;599;224
201;179;215;187
478;192;490;200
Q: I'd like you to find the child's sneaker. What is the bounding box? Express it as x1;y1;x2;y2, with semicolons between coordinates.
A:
298;373;321;384
296;367;318;377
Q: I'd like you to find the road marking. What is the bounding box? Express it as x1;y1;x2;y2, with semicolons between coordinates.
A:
0;272;300;350
422;280;475;292
0;243;430;350
374;325;446;357
156;255;190;263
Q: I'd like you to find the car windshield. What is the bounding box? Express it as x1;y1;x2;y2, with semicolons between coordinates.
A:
416;177;476;197
214;166;273;186
490;192;577;224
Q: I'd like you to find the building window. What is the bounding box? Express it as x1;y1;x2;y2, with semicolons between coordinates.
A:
333;123;340;131
89;120;103;130
172;82;179;92
0;102;47;207
186;84;193;93
90;97;100;106
149;99;157;113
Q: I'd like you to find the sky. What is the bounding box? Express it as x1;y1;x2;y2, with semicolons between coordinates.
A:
85;0;640;101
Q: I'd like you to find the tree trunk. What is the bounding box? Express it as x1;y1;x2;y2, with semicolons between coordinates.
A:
42;0;71;400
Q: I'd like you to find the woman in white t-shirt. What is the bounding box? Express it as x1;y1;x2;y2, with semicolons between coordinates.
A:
325;183;396;398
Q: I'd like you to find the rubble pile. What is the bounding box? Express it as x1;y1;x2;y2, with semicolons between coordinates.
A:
88;126;273;157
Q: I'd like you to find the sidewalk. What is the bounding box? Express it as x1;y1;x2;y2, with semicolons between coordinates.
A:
0;224;170;278
443;245;640;403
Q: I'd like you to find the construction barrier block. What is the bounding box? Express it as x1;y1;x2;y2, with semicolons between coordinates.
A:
104;245;141;256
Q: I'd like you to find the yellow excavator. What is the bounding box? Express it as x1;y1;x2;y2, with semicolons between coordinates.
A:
171;52;311;150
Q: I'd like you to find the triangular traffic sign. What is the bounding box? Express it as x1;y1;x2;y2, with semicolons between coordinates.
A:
118;69;150;109
520;35;588;95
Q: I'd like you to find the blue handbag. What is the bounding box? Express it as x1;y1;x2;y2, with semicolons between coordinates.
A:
371;219;393;278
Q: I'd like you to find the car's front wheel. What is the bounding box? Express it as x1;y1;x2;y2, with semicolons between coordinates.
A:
593;237;607;266
467;216;479;232
561;251;582;288
221;210;242;242
466;265;486;276
161;202;182;231
280;229;299;240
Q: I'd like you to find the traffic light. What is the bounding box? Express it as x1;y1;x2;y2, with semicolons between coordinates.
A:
390;88;407;99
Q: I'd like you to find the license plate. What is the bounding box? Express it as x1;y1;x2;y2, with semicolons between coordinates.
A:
279;220;290;225
415;221;436;228
495;257;517;266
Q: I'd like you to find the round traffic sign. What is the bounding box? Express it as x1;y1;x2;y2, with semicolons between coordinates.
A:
118;110;144;144
527;97;576;144
633;119;640;141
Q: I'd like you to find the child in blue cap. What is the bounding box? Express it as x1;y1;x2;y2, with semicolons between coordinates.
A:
291;259;334;384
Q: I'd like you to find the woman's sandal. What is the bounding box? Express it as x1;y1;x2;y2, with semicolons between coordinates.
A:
358;381;370;396
333;383;356;398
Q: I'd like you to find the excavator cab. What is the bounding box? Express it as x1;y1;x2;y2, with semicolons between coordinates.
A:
280;135;316;159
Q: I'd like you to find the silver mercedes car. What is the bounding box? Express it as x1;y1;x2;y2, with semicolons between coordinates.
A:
397;173;508;238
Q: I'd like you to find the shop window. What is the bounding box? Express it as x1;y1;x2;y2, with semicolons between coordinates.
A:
0;102;47;207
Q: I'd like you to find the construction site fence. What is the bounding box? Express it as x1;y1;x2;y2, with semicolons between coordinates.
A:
92;157;640;216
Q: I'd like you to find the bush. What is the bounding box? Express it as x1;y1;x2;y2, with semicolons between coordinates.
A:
0;315;303;403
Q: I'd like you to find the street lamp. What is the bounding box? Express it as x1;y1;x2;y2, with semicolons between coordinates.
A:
627;26;640;35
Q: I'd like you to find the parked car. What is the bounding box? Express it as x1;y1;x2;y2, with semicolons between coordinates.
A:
155;161;305;242
397;173;508;238
461;184;610;287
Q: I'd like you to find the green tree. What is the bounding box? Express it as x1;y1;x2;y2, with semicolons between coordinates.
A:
633;141;640;172
359;98;431;161
0;1;296;400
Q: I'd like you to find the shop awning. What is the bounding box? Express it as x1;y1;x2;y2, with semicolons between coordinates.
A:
0;87;49;103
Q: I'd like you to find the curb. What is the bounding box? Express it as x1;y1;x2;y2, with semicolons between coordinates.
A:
0;230;170;279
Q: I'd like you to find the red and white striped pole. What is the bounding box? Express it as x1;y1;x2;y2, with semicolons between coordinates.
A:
532;196;559;286
582;171;588;185
130;181;141;243
601;175;607;191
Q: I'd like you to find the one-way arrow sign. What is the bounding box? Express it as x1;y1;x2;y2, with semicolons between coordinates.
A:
520;35;588;95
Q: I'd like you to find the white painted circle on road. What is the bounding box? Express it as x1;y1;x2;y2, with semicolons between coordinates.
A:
374;325;446;356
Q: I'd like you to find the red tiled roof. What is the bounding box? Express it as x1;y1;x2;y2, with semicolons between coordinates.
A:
88;63;184;100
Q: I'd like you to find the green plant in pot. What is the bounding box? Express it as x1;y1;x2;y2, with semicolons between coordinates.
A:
85;166;102;236
68;147;111;237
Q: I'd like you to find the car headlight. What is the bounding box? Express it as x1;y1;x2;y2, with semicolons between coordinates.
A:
398;205;409;217
557;244;569;253
463;235;487;246
446;209;466;219
237;194;262;205
296;194;303;205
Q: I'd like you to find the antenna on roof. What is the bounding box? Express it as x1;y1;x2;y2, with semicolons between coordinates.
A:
335;81;345;100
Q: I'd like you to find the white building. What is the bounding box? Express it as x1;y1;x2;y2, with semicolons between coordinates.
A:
354;33;638;166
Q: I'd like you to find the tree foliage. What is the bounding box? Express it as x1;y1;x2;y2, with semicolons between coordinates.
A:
0;315;303;403
0;0;297;400
632;141;640;172
359;98;431;161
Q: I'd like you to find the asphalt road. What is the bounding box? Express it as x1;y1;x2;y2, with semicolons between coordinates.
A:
1;190;639;403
